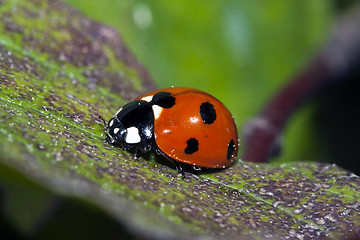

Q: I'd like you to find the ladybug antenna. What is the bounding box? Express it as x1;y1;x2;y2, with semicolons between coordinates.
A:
98;115;107;128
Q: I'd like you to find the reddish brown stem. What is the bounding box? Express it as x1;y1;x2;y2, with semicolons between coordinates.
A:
242;4;360;162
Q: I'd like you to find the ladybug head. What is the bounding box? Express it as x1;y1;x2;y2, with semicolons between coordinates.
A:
105;116;129;146
105;100;155;154
105;101;154;152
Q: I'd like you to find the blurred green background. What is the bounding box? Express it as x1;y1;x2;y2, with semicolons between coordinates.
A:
65;0;339;165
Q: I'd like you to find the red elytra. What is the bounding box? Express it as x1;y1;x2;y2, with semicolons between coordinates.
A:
135;87;238;168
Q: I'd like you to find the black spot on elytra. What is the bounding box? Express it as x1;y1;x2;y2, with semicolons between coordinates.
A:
185;138;199;154
151;91;175;108
227;139;235;160
200;102;216;124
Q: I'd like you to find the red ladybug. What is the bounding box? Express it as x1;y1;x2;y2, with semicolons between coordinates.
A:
105;87;238;175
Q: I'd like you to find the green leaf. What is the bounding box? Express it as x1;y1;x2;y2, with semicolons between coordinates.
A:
0;0;359;239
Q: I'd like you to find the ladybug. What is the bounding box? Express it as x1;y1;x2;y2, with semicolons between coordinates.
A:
104;87;238;175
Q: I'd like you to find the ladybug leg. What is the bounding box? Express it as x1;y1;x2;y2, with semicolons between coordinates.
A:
164;155;186;178
140;139;152;153
134;148;141;160
155;148;186;178
193;165;202;171
171;160;185;178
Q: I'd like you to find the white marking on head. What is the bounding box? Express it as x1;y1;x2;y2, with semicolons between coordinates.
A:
125;127;141;144
141;95;153;102
152;105;163;119
109;119;114;127
113;128;120;134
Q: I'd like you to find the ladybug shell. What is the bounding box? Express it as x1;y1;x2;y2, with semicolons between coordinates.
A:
135;87;238;168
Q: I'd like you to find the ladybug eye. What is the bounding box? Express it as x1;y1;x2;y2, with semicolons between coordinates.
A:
109;119;114;127
113;128;120;134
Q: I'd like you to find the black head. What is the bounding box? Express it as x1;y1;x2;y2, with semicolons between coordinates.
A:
106;100;155;152
106;116;127;146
